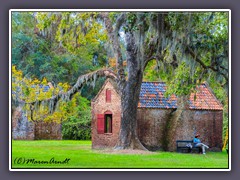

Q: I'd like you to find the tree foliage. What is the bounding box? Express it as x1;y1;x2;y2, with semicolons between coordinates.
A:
12;12;109;86
13;11;229;96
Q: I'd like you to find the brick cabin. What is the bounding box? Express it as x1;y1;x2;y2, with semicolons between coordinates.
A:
91;79;223;151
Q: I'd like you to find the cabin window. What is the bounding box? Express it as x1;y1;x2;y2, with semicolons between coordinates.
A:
106;89;111;103
105;114;112;133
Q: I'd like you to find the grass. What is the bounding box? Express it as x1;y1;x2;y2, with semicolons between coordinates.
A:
11;140;229;169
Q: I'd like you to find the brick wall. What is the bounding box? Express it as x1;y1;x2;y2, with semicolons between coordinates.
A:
191;110;223;151
137;109;223;152
12;106;62;140
34;121;62;140
137;108;173;151
91;80;121;149
12;106;35;140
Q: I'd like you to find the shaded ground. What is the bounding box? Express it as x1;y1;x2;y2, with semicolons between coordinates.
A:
95;148;155;154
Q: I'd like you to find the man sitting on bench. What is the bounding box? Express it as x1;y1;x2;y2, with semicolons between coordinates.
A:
193;134;209;155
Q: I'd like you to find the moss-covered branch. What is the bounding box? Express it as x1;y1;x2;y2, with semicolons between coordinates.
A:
27;68;117;114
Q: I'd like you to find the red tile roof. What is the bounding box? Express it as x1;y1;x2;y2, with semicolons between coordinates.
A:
138;82;223;110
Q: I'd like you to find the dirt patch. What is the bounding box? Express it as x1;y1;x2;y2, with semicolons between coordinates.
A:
94;148;155;155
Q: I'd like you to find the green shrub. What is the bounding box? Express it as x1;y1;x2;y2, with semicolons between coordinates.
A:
62;111;91;140
62;96;92;140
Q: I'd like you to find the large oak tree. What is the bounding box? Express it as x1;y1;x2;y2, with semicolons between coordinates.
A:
15;11;229;150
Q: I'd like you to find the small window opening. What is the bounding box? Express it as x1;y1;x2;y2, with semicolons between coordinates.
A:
105;114;112;133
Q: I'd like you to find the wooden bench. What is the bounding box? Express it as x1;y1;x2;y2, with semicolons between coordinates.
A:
176;140;202;153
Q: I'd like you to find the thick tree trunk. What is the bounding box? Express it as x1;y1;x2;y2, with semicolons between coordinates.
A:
114;32;147;150
166;96;190;151
114;71;147;150
102;14;147;150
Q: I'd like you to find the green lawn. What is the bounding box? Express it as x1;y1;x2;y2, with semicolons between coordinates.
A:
11;140;229;169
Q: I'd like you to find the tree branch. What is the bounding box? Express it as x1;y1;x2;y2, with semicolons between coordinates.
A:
25;68;118;113
100;12;126;83
115;13;126;34
143;54;163;70
186;45;228;83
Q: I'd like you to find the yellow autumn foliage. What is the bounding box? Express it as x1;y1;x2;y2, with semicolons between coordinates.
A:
12;65;79;123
